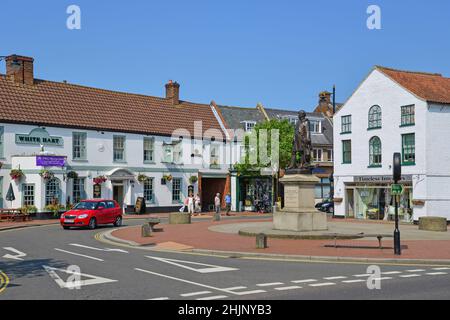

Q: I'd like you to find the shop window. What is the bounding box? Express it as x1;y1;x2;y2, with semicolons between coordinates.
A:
369;136;382;167
341;116;351;134
172;178;182;203
113;136;126;162
45;178;61;206
22;184;35;206
0;126;4;159
144;178;154;203
368;105;382;129
342;140;352;164
315;178;331;200
143;137;155;163
401;105;415;126
402;134;415;165
72;132;87;160
73;178;86;204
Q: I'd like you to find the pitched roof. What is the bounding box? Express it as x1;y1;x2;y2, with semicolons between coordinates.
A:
0;75;225;138
218;105;266;131
376;66;450;104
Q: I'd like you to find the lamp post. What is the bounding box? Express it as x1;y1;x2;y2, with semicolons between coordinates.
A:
393;153;402;255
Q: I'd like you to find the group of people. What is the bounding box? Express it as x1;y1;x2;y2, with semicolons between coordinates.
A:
180;192;233;218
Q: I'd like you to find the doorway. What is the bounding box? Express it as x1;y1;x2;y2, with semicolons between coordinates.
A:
346;189;355;218
113;184;124;208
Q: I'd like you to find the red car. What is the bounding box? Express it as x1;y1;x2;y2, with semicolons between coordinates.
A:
60;200;123;230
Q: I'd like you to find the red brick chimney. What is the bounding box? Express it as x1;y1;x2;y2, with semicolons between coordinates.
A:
315;91;333;115
6;55;34;85
165;80;180;105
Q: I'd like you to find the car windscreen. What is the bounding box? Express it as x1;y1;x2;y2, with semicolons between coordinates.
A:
73;202;99;210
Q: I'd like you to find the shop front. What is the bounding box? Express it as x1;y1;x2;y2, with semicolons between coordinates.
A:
237;175;273;212
344;175;413;222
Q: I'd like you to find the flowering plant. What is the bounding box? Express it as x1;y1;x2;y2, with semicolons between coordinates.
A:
93;176;107;185
137;174;149;183
163;174;173;182
189;175;198;184
10;169;25;181
39;169;55;181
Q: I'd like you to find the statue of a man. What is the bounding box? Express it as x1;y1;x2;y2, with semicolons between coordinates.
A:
288;110;312;170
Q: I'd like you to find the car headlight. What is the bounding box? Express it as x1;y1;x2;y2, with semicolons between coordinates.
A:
78;214;89;219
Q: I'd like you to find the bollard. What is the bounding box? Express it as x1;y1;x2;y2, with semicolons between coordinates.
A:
213;211;221;222
256;233;268;249
141;224;152;237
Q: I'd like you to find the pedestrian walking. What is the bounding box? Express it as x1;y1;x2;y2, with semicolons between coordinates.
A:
214;193;221;221
225;193;232;216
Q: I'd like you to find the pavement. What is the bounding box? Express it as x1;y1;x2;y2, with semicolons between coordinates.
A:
1;218;450;300
108;217;450;263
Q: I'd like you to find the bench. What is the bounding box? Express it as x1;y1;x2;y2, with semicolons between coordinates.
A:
326;233;394;249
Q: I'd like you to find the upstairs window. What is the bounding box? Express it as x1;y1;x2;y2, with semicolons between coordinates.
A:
243;121;256;132
73;132;87;160
369;136;382;167
309;120;322;133
341;116;352;134
313;149;323;162
143;137;155;163
210;144;220;168
113;136;126;162
342;140;352;164
402;134;416;165
401;105;415;126
368;105;382;129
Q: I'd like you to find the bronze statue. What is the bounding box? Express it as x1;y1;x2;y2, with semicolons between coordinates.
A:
288;110;312;170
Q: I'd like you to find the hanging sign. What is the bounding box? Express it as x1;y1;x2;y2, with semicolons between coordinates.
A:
36;156;66;167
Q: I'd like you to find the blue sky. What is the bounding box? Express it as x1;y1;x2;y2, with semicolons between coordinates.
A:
1;0;449;111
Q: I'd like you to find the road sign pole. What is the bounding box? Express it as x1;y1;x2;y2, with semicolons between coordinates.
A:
393;153;402;255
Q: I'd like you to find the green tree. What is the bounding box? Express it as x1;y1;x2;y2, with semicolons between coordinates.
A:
234;119;294;175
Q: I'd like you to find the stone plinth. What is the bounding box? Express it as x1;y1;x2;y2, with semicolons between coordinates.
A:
419;217;448;232
169;213;192;225
274;174;328;232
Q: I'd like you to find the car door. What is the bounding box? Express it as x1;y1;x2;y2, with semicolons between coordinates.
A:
107;201;117;223
96;201;108;224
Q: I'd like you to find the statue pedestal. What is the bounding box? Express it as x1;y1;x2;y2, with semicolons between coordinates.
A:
274;174;328;232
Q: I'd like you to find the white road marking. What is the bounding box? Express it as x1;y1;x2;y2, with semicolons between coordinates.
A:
69;243;128;253
2;247;27;261
43;266;117;289
353;274;370;277
54;248;104;262
292;279;317;284
432;267;450;271
400;274;421;278
145;256;238;274
232;290;266;296
148;297;170;300
223;286;247;291
196;295;228;301
342;279;367;284
274;286;302;291
256;282;284;287
382;271;402;275
181;291;212;297
324;276;347;280
406;269;426;273
309;282;336;287
426;272;448;276
373;277;393;281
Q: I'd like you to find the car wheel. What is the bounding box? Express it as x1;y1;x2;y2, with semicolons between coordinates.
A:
88;218;97;230
113;216;122;227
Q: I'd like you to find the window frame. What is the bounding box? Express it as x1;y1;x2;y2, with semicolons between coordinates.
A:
341;115;352;134
22;184;35;207
369;136;382;167
72;132;87;161
342;140;352;164
45;178;61;206
143;178;154;203
309;120;322;134
401;105;415;127
73;178;86;204
113;135;126;163
313;148;323;162
368;105;382;130
243;121;257;132
402;133;416;166
172;177;182;203
143;137;155;163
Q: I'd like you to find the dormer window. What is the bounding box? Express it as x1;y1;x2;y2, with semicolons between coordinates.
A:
243;121;256;132
309;120;322;133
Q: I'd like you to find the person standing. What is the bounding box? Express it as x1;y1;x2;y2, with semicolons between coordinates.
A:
187;194;195;215
225;193;232;216
194;193;201;215
214;193;221;221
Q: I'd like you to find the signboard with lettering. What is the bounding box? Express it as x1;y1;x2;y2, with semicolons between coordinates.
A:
354;175;412;183
16;128;64;147
36;156;66;167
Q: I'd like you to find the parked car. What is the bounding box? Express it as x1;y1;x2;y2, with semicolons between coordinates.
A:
60;200;123;230
316;199;334;215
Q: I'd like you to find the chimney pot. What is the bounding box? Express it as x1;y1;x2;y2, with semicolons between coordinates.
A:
165;80;180;105
5;55;34;85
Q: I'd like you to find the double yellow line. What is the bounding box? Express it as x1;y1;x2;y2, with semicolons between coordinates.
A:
0;271;9;294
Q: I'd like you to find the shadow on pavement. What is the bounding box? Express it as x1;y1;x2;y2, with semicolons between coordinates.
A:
0;259;68;282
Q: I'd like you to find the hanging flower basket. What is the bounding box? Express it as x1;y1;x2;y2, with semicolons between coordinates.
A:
39;169;55;181
93;176;107;185
412;199;425;206
137;174;149;183
10;169;25;181
163;174;173;182
189;175;198;184
67;171;78;180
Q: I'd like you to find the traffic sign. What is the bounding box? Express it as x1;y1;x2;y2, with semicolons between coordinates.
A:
391;184;404;196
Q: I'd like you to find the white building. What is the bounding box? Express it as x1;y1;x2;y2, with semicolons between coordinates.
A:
334;66;450;222
0;55;238;213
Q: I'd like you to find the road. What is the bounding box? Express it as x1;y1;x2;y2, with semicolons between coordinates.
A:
0;218;449;300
